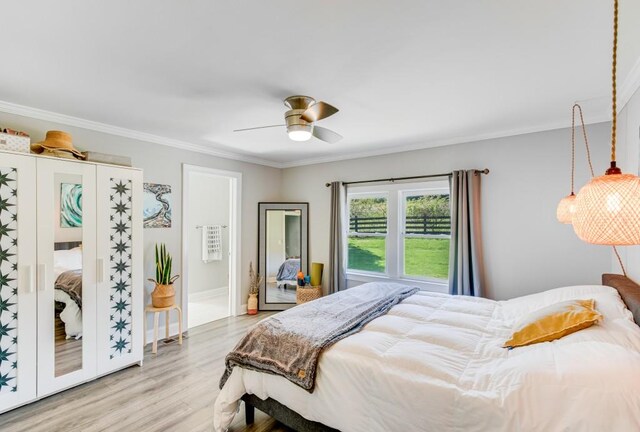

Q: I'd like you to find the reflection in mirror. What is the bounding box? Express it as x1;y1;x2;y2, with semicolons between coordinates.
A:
265;209;302;304
54;174;83;377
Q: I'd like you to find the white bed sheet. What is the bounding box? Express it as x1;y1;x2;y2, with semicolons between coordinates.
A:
214;283;640;432
54;289;83;339
53;247;83;278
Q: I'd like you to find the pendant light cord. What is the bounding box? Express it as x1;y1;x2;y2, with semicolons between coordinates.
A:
610;0;626;276
573;102;626;276
571;104;595;191
611;0;618;162
614;246;627;276
575;104;594;176
570;106;576;193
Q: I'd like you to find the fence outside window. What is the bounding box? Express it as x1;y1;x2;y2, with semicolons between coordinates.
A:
350;216;451;236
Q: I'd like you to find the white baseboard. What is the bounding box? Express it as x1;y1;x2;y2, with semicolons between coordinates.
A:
188;286;228;302
239;303;247;315
145;322;182;346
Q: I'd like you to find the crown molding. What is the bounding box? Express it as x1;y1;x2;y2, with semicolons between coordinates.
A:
279;114;611;169
282;62;640;168
619;55;640;112
0;73;632;170
0;100;283;168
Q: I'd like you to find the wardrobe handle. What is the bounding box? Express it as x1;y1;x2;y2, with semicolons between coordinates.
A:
38;264;47;291
97;258;105;283
24;265;35;293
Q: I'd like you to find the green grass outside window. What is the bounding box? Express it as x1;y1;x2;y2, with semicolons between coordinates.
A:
348;237;449;279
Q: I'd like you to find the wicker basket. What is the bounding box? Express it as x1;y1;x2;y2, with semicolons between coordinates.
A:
296;285;322;304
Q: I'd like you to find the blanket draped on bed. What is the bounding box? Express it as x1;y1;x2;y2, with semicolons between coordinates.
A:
220;283;418;392
276;258;300;281
55;269;83;309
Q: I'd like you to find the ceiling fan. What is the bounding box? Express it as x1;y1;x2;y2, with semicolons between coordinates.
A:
233;95;342;143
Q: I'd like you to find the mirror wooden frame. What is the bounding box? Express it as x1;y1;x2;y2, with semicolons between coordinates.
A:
258;202;309;311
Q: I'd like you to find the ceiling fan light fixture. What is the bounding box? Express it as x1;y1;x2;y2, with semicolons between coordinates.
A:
287;124;313;142
234;95;341;143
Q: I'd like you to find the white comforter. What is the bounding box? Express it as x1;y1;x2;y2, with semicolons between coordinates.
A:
214;284;640;431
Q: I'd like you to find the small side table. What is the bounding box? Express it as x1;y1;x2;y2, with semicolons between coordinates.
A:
144;304;183;354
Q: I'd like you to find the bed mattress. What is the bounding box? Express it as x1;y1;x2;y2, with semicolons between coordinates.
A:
214;284;640;431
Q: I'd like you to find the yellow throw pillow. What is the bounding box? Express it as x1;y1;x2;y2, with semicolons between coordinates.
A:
504;299;602;349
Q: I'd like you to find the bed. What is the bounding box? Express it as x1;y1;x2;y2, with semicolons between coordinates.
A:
275;258;300;288
214;274;640;432
53;244;83;339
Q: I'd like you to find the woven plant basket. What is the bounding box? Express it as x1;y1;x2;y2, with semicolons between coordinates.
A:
296;285;322;304
151;283;175;308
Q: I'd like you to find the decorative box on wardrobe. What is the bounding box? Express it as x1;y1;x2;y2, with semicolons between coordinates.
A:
0;150;143;413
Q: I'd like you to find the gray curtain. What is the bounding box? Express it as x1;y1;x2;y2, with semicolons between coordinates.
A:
328;181;347;293
448;170;485;296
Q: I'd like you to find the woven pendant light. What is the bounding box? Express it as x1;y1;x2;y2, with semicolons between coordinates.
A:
572;0;640;245
556;194;576;224
556;104;590;224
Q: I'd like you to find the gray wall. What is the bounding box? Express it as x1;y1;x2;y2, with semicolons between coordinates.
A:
0;111;282;327
280;123;614;300
0;108;617;307
617;86;640;281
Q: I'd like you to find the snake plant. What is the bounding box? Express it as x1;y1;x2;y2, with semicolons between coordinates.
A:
150;243;179;285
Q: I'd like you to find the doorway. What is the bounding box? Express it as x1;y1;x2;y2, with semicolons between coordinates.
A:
182;165;242;329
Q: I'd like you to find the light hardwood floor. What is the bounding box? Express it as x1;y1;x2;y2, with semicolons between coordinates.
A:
55;315;83;377
266;283;296;304
0;313;294;432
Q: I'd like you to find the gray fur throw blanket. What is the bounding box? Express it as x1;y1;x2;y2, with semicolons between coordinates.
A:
220;283;419;392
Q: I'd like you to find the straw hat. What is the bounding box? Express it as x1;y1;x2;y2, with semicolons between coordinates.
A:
31;131;85;159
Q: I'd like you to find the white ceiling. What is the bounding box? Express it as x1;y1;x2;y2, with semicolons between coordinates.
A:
1;1;639;167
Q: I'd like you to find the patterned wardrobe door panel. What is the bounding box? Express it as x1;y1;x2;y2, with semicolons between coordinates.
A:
109;178;133;359
0;167;18;393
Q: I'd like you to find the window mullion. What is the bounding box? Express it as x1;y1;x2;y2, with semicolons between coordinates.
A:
386;190;399;278
399;191;406;278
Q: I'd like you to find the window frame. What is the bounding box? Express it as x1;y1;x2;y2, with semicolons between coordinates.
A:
346;180;450;292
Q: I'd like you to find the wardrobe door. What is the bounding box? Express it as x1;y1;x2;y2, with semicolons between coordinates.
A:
96;166;143;375
36;159;97;397
0;154;37;413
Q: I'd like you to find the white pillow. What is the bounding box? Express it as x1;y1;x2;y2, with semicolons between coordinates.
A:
53;247;83;277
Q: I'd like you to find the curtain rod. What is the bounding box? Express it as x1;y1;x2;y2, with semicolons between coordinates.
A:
324;169;489;187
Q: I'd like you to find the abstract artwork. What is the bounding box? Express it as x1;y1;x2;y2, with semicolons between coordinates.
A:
143;183;171;228
109;178;133;358
60;183;83;228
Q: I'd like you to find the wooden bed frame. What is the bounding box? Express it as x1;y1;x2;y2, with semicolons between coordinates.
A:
242;274;640;431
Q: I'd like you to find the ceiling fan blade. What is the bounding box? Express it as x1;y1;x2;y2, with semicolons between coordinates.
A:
312;126;343;144
233;124;285;132
300;102;339;123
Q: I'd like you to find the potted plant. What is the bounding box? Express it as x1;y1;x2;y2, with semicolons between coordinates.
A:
248;261;262;315
148;243;180;308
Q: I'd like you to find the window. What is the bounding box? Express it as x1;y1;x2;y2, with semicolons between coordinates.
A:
347;181;451;287
402;191;450;280
348;194;388;273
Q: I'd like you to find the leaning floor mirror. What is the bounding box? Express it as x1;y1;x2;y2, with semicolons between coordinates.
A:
258;202;309;310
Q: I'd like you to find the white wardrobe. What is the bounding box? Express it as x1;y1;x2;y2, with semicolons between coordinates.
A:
0;150;143;413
